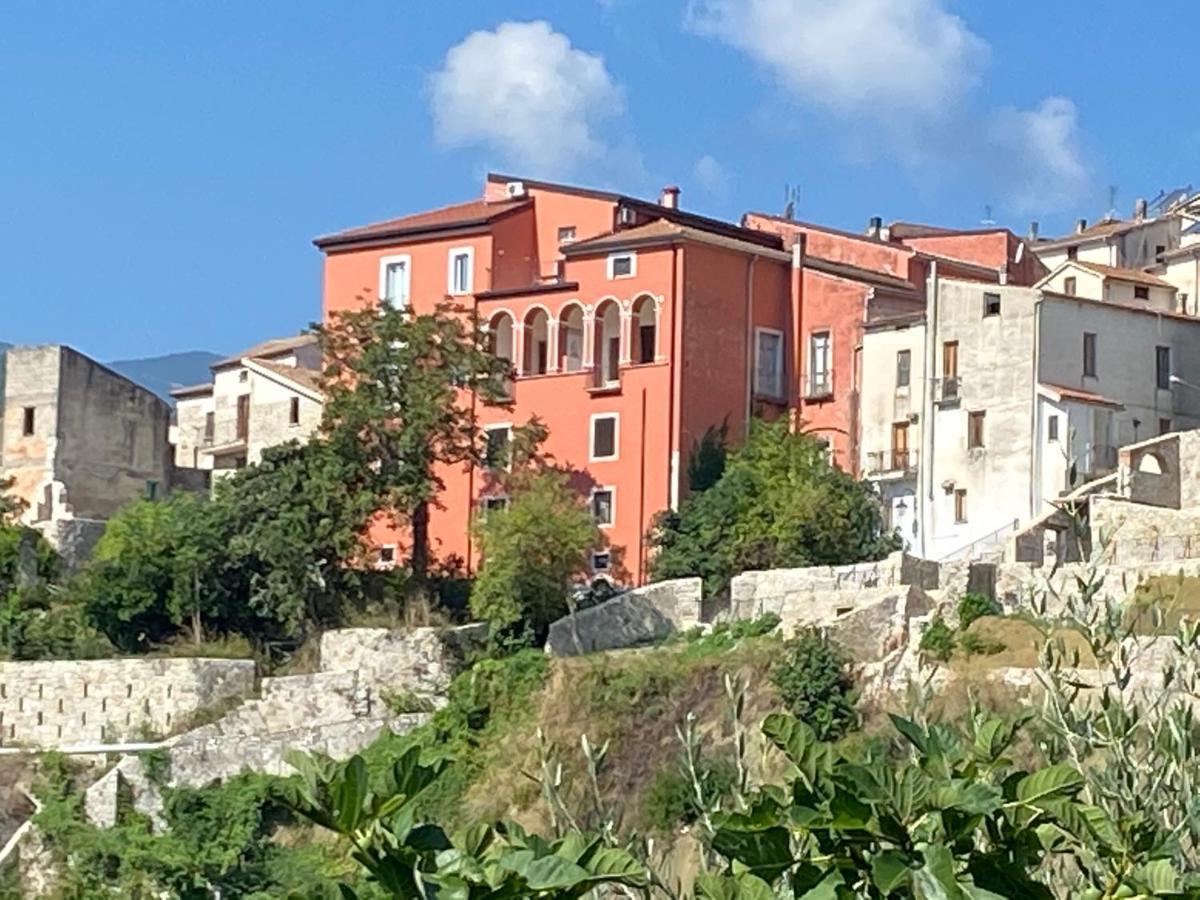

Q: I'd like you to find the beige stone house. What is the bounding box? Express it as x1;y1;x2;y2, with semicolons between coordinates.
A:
0;345;172;557
170;334;323;479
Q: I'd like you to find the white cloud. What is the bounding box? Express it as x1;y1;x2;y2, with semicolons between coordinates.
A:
687;0;987;118
989;97;1088;213
692;154;726;193
429;21;624;177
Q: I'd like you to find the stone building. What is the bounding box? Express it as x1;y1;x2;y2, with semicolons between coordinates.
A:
170;334;323;478
0;345;172;555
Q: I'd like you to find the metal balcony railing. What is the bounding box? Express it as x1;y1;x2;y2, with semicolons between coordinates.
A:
866;448;919;476
934;376;962;405
803;371;833;400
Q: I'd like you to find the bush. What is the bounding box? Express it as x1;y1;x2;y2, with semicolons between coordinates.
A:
919;616;956;661
958;631;1005;657
957;591;1001;629
770;629;856;739
644;757;736;831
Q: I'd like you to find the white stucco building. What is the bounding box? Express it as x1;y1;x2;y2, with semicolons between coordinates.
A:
170;334;323;479
860;260;1200;560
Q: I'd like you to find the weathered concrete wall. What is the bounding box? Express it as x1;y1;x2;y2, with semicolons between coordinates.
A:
545;578;702;656
1;347;60;520
319;624;487;698
0;658;255;747
729;552;910;621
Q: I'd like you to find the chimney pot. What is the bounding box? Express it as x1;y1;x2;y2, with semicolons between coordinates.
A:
1134;197;1148;221
1076;218;1088;234
1029;220;1039;240
659;185;680;209
867;216;883;238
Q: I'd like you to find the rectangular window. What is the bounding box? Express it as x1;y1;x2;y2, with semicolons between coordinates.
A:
379;254;411;308
145;480;158;501
607;252;636;279
236;394;250;441
288;397;300;425
942;341;958;377
808;331;831;396
480;496;509;520
1160;418;1173;435
891;422;909;470
379;545;396;566
954;489;968;523
895;350;911;388
590;413;618;461
21;407;34;436
591;551;611;573
1156;345;1172;389
1156;244;1166;259
203;411;215;444
557;226;577;244
1067;246;1078;260
1083;332;1097;377
754;328;784;398
1048;415;1059;442
638;322;655;364
591;488;615;527
1134;285;1150;300
483;425;511;469
968;410;986;449
1063;276;1077;296
983;292;1001;317
448;247;474;295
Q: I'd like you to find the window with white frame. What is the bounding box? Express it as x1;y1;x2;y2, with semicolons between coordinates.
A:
480;495;509;520
379;254;411;308
808;331;831;396
591;487;615;527
754;328;784;398
590;413;619;461
483;424;511;469
606;252;636;280
591;550;612;573
448;247;474;295
378;545;396;567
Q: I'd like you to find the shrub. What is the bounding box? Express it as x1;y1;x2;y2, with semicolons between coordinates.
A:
770;628;857;739
644;756;736;831
958;631;1005;657
957;591;1001;629
919;616;956;661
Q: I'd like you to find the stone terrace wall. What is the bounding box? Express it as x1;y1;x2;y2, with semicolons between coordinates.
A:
545;578;702;657
1091;495;1200;567
729;552;914;622
319;624;487;699
0;658;254;747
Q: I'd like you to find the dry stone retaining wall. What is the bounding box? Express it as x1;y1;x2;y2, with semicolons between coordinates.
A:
0;658;254;748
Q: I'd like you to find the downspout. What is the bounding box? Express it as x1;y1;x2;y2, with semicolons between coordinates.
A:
1030;293;1043;520
920;260;938;558
790;235;806;428
638;388;647;584
465;295;480;575
667;245;682;510
743;254;758;432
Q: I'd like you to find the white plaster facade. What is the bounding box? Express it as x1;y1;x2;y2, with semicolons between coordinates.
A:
171;334;323;478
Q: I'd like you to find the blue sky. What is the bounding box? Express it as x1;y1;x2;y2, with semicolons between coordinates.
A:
3;1;1198;360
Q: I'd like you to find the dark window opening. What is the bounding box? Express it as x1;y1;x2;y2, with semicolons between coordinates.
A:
1083;332;1097;377
592;415;617;459
968;411;986;449
1157;345;1172;390
983;292;1001;317
896;350;911;388
1048;415;1059;442
484;427;511;469
21;407;34;436
1134;285;1150;300
289;397;300;425
954;489;968;523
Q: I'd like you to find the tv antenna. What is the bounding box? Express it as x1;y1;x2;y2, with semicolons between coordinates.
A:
1107;184;1119;219
981;204;995;226
782;184;800;220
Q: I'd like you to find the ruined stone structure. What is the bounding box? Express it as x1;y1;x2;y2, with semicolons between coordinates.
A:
0;345;173;560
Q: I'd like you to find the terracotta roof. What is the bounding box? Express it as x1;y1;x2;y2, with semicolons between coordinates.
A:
806;257;920;294
1042;291;1200;324
214;334;317;370
561;219;790;261
250;359;324;396
1040;382;1124;409
1036;218;1138;248
889;221;1010;240
314;198;529;249
1071;261;1174;288
169;382;213;399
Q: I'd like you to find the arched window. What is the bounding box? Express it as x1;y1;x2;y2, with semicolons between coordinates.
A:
486;311;515;366
523;308;550;376
632;295;657;364
559;303;585;373
594;300;621;387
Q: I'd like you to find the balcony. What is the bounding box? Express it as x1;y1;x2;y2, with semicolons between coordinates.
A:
866;448;919;478
1080;443;1119;478
803;372;833;401
934;376;962;407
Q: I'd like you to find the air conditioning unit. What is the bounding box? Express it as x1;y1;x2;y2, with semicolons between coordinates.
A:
505;180;527;199
618;206;637;226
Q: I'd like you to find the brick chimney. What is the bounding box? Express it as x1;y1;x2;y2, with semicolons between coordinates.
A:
659;185;680;209
1076;218;1088;234
1134;197;1148;221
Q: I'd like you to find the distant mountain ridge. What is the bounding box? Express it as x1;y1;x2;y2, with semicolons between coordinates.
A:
107;351;222;402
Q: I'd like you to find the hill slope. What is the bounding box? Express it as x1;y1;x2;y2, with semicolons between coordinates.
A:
107;350;222;401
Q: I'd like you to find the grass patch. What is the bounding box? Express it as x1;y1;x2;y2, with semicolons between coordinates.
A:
1129;575;1200;634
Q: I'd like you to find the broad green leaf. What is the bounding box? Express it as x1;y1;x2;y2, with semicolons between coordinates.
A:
871;849;912;893
333;755;368;833
710;824;794;882
522;855;592;891
890;714;928;754
798;869;844;899
1015;764;1085;804
763;713;816;765
1136;859;1180;895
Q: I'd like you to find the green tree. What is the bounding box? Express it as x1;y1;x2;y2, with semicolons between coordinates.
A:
650;419;899;595
469;467;600;644
0;475;24;524
317;300;518;589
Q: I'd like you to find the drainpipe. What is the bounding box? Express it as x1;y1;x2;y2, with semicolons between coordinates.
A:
790;235;806;427
743;254;758;432
920;260;938;558
667;245;682;510
1030;293;1043;520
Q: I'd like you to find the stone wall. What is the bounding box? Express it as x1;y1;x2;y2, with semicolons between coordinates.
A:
0;658;255;747
729;552;912;622
318;624;487;699
1090;495;1200;567
545;578;702;657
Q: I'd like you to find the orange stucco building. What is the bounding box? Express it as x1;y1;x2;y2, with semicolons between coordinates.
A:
315;175;1043;586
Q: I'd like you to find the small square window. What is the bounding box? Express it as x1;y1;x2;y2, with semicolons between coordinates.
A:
607;253;636;279
1063;276;1077;296
590;414;618;461
1134;285;1150;300
21;407;34;436
379;545;396;566
289;397;300;426
591;488;615;527
481;496;509;520
1160;418;1172;435
238;370;249;383
483;426;511;469
557;226;577;244
983;292;1001;317
1156;244;1166;259
1048;415;1059;442
1067;246;1078;260
591;551;611;573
